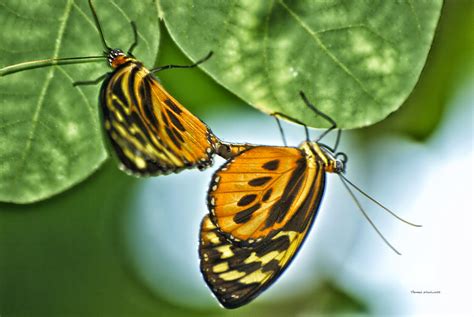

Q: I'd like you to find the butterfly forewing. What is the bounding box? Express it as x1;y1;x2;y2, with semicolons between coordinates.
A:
100;61;214;176
200;161;325;308
208;146;320;246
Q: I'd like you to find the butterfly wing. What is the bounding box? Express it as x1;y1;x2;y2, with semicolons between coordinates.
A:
208;146;322;247
100;61;214;176
200;158;325;308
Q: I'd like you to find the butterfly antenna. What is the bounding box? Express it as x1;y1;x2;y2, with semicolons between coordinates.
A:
0;56;106;76
88;0;111;51
271;112;310;142
0;0;109;77
340;174;421;227
338;175;402;255
194;51;214;65
150;51;214;74
299;91;336;142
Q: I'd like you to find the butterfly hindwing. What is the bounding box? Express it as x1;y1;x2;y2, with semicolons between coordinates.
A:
208;146;322;247
100;61;214;176
200;160;325;308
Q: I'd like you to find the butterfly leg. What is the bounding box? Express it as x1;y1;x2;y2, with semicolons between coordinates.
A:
299;91;337;144
320;129;342;153
271;112;310;142
274;116;288;146
149;51;214;74
127;21;138;56
72;73;109;86
332;129;342;152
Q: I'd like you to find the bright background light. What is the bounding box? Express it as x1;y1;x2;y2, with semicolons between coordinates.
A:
124;80;473;315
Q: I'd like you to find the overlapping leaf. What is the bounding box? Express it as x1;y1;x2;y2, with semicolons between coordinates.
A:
160;0;442;128
0;0;160;203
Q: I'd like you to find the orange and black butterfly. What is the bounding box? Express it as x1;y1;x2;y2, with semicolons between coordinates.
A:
199;92;421;308
1;0;216;176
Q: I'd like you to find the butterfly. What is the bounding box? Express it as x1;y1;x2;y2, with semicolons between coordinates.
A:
199;92;421;308
0;0;216;176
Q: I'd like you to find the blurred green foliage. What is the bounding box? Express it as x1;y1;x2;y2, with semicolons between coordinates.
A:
0;161;206;316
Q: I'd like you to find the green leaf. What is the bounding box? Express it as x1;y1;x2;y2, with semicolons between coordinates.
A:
159;0;442;128
0;0;160;203
368;0;474;140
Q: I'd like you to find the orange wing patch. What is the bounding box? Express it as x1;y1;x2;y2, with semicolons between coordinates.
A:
101;62;215;176
147;76;214;166
208;146;320;246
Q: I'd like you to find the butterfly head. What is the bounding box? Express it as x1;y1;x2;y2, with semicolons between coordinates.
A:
331;154;346;174
106;49;131;68
321;145;347;174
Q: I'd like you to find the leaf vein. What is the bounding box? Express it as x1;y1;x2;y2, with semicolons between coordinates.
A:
13;0;74;185
0;120;29;130
407;0;422;35
56;66;99;127
263;0;283;110
278;0;383;105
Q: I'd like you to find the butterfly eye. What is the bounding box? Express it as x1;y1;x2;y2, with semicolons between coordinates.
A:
335;160;345;173
335;152;347;173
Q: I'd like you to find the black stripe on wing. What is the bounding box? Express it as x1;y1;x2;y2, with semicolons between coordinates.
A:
208;154;309;248
143;76;215;170
99;64;181;175
200;163;326;308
